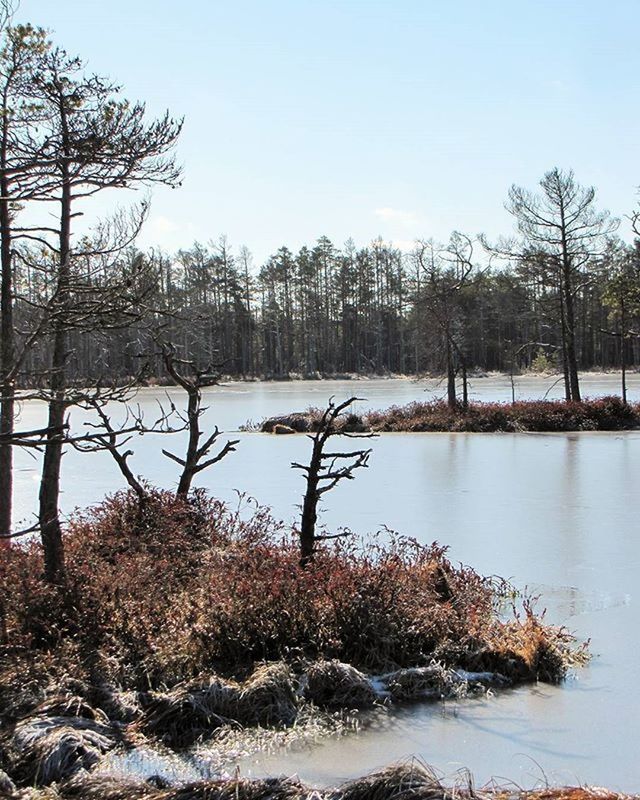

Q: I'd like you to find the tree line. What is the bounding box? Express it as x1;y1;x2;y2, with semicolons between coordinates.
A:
14;192;640;395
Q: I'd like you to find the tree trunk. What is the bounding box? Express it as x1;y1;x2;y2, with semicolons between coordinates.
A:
39;380;67;584
559;295;571;402
175;389;200;496
461;357;468;410
446;336;457;410
0;168;13;544
299;449;321;568
559;212;581;402
38;145;71;585
621;295;627;405
299;480;318;569
563;287;581;401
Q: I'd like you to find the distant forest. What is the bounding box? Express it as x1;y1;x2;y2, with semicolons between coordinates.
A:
14;226;640;385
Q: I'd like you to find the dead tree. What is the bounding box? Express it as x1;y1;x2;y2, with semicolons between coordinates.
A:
292;396;372;568
160;344;238;497
72;385;179;506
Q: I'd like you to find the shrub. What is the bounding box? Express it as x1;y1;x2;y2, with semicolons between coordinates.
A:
0;492;582;715
263;397;639;434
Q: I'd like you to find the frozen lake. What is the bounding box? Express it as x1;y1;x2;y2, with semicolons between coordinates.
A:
11;371;640;791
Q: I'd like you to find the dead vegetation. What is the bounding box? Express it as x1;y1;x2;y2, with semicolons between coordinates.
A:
10;715;117;786
303;661;376;709
0;492;588;790
379;665;460;703
1;762;636;800
260;397;640;434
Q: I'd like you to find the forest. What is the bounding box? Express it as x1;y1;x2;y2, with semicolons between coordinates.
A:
13;222;640;389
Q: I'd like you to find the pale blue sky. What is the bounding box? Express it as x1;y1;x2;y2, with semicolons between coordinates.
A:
19;0;640;261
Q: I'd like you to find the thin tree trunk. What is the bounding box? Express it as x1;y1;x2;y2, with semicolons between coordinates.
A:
559;296;571;402
176;389;200;496
621;295;627;405
564;287;581;401
461;357;468;410
299;472;319;568
0;167;13;544
38;146;71;585
559;210;581;402
446;335;457;410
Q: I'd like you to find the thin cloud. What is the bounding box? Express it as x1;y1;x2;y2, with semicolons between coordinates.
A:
139;215;198;249
373;207;419;228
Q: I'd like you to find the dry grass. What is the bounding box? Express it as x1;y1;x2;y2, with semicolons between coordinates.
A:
140;663;298;748
14;763;638;800
238;663;298;726
0;768;16;795
260;408;366;434
303;661;376;709
379;665;458;703
141;682;239;749
11;715;117;786
335;763;452;800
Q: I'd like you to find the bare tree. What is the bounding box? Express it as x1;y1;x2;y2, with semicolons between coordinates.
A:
72;385;180;506
292;397;372;567
160;343;238;497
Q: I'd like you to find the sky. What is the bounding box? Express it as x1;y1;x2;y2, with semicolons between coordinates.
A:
18;0;640;264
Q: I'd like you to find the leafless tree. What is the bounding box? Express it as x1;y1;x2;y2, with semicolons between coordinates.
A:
72;386;180;506
292;397;372;567
414;234;476;409
160;343;238;497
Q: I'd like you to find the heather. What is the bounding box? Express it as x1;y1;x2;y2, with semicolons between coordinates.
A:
261;396;640;434
0;490;588;792
0;491;583;713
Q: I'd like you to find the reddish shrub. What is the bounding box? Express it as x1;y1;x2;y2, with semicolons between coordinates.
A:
362;396;639;433
0;491;581;707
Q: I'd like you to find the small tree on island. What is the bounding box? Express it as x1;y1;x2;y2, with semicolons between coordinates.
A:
292;397;372;568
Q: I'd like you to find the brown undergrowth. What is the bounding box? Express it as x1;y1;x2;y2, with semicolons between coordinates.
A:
0;761;635;800
0;491;583;695
260;397;639;434
0;492;587;786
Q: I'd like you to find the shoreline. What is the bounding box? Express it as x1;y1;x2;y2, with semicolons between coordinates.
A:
12;368;640;394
